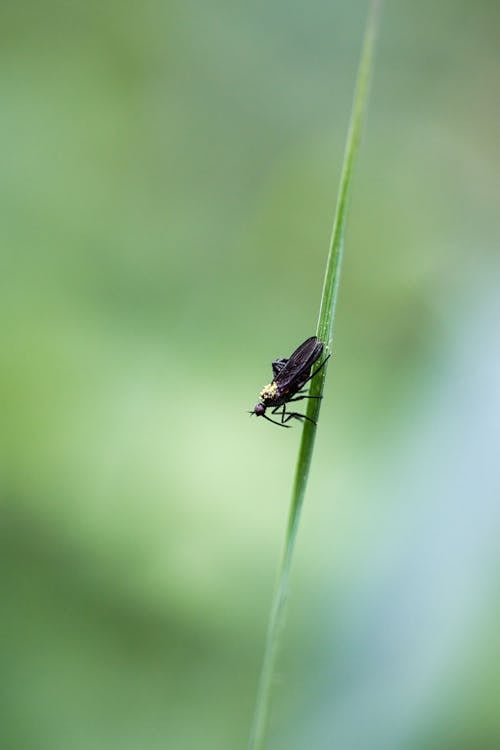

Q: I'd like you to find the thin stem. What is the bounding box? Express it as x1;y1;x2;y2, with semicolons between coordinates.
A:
247;3;381;749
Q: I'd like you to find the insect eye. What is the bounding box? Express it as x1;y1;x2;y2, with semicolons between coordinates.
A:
254;404;265;416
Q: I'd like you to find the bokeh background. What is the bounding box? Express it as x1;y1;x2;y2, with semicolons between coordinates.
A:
1;1;499;748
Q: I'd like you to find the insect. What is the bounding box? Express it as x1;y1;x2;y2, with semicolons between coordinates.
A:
249;335;329;427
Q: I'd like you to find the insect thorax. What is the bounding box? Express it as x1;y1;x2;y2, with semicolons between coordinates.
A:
259;381;278;402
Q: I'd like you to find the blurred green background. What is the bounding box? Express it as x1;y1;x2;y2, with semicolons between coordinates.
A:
1;1;499;748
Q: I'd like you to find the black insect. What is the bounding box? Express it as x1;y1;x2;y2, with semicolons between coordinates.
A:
250;335;329;428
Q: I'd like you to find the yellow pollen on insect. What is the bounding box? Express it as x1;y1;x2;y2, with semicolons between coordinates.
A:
259;381;278;400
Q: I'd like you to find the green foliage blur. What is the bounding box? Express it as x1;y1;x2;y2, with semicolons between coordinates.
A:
1;2;499;749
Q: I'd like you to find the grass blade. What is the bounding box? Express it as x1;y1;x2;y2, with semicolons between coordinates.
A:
247;3;381;749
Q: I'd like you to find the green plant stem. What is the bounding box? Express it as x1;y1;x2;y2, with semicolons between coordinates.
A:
247;3;381;749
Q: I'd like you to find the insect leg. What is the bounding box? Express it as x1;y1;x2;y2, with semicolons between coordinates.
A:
261;413;290;428
268;405;291;427
286;395;322;403
282;411;317;426
270;404;288;424
300;353;331;387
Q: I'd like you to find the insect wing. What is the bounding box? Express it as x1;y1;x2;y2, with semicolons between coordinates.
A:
274;336;323;389
272;358;289;378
